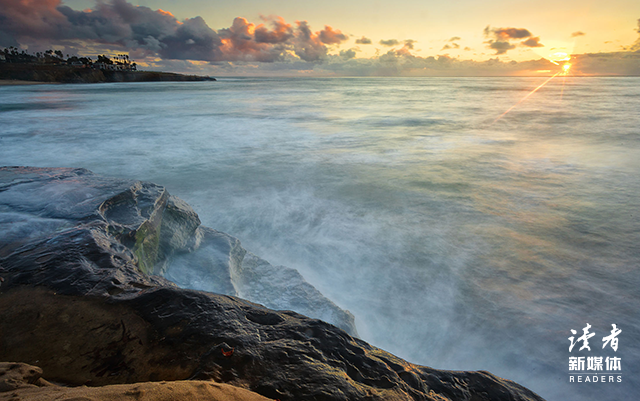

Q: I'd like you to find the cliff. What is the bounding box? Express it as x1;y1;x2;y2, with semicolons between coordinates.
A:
0;64;215;83
0;167;545;401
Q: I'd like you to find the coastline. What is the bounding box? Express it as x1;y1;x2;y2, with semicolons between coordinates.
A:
0;79;53;86
0;64;215;84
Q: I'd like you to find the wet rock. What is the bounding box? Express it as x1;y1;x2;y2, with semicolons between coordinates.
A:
0;166;356;334
0;166;545;401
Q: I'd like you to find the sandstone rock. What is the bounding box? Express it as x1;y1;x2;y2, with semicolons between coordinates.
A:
0;363;51;392
0;363;270;401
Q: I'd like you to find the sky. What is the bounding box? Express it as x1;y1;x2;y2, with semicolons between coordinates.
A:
1;0;640;76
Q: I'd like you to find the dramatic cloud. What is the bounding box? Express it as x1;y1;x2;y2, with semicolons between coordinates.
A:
379;39;400;47
0;0;347;63
484;25;543;54
2;0;638;76
571;31;586;37
355;36;371;44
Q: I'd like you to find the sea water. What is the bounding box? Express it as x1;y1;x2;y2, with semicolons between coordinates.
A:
1;77;638;400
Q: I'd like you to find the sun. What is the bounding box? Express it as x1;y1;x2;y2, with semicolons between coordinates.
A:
562;63;572;75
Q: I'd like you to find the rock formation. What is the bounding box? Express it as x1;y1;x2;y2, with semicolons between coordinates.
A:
0;166;545;401
0;166;355;335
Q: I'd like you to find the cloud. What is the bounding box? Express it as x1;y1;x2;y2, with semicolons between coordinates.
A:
313;51;557;77
484;25;542;54
488;41;516;54
572;51;640;75
522;36;543;48
339;48;357;59
0;0;70;47
486;27;532;40
292;20;327;61
571;31;586;37
158;16;223;61
443;37;461;51
379;39;399;47
403;39;416;49
0;0;347;63
632;19;640;51
217;17;285;62
2;0;638;76
317;25;347;45
254;17;293;44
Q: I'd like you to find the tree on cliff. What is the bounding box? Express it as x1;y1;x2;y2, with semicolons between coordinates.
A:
96;55;113;65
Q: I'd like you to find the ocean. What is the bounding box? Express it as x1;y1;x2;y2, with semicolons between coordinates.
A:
1;77;638;400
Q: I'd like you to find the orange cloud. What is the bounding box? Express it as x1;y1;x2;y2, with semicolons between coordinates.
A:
317;25;347;45
255;17;292;44
157;9;174;18
492;27;532;40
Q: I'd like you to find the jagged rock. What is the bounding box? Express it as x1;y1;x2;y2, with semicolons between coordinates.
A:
0;166;356;334
0;166;545;401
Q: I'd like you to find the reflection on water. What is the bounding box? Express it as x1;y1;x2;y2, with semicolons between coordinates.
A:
1;77;638;401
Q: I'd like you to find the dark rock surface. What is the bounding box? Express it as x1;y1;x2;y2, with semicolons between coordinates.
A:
0;167;545;401
0;166;356;335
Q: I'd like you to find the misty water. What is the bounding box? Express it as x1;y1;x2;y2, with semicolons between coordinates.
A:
1;77;638;400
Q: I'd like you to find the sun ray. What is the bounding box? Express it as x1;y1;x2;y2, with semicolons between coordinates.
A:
491;72;561;125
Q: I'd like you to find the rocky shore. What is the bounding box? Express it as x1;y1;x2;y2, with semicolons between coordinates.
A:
0;166;545;401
